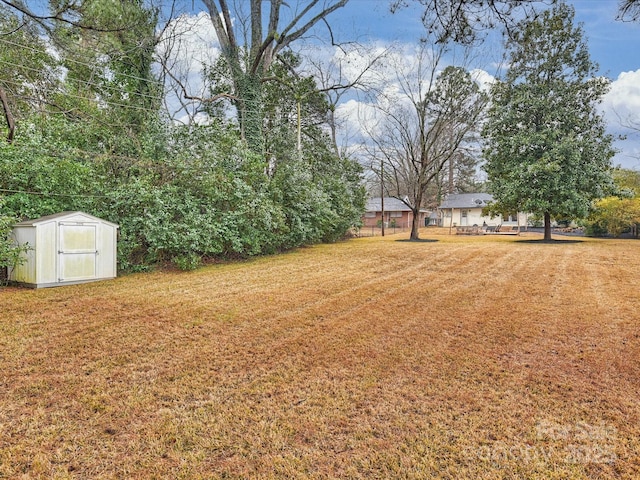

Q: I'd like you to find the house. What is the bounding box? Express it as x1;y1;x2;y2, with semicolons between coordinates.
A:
8;211;118;288
362;197;429;229
438;193;528;228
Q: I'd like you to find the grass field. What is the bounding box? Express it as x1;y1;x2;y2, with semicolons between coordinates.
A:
1;229;639;479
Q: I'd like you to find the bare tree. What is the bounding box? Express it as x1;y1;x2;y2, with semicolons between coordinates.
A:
155;12;230;125
392;0;640;42
618;0;640;21
199;0;349;153
363;43;488;240
305;42;390;156
618;114;640;165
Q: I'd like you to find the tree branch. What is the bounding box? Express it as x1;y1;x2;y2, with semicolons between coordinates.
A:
0;86;15;143
0;0;137;32
162;65;237;105
617;0;640;21
274;0;349;56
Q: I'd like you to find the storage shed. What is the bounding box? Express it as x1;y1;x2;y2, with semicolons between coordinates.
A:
9;211;118;288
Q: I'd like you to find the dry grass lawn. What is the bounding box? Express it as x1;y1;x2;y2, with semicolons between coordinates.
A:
1;229;639;479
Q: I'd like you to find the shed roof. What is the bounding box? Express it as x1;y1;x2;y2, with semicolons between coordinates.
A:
439;193;494;209
14;211;119;228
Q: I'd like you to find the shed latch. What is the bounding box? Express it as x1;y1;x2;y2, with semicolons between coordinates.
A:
58;250;98;254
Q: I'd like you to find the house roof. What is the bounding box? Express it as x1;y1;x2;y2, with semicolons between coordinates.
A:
365;197;413;212
14;211;119;227
365;197;429;213
439;193;494;209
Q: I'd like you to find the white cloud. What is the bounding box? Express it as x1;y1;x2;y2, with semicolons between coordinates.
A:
156;12;222;121
469;68;496;92
603;69;640;127
336;98;379;138
176;111;213;126
603;70;640;169
157;12;221;76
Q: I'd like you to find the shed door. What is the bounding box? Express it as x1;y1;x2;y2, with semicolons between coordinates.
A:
58;223;97;282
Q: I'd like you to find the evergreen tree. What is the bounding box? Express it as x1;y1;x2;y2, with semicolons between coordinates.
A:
483;2;615;241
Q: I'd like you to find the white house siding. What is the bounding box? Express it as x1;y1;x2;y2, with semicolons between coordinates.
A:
440;210;528;228
438;193;529;229
441;208;500;228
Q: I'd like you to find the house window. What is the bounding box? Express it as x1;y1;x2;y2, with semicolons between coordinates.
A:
390;211;402;218
364;212;376;218
461;210;468;218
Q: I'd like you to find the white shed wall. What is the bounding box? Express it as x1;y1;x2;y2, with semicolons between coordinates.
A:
98;223;117;279
36;221;57;285
9;226;36;284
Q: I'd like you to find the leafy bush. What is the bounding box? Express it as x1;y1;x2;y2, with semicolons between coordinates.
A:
0;209;30;286
1;119;365;273
583;221;609;237
172;253;202;271
586;196;640;237
0;139;94;219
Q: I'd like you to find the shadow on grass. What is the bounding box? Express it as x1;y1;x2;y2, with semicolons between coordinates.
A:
516;238;583;244
396;239;439;243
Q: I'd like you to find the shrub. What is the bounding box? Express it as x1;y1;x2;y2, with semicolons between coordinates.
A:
0;209;30;286
172;253;202;271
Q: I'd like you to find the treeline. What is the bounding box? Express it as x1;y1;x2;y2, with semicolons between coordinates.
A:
585;168;640;238
0;119;365;271
0;3;365;271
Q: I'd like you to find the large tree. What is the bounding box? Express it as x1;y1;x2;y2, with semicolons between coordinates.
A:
0;6;60;143
365;44;488;240
0;0;161;155
198;0;348;154
483;2;615;241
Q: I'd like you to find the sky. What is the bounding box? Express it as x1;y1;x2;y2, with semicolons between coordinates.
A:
163;0;640;170
334;1;640;78
329;0;640;170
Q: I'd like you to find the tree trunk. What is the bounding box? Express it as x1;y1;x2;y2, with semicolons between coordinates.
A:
410;208;421;240
544;211;552;241
203;0;349;157
236;73;265;155
448;154;455;194
328;106;340;156
0;87;15;143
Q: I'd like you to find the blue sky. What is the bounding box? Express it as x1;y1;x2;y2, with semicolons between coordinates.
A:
325;0;640;170
166;0;640;169
570;1;640;78
334;0;640;77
